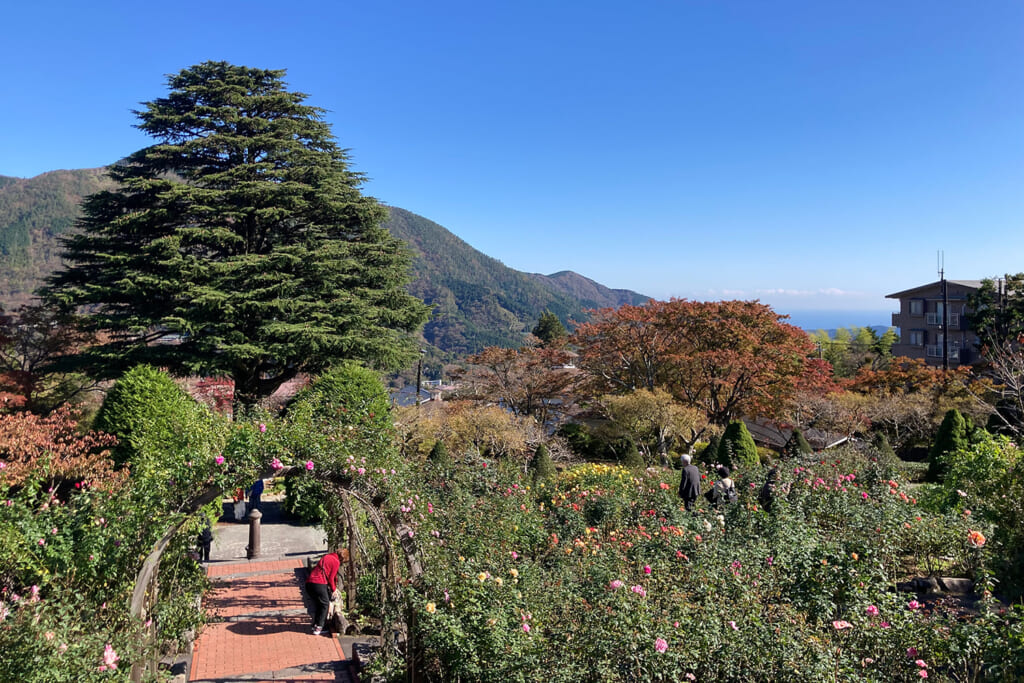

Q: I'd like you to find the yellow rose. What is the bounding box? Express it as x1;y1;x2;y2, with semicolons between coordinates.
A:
495;577;503;586
425;602;436;614
510;568;519;578
477;572;488;582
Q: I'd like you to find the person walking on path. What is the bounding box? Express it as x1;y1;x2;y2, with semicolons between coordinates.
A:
678;454;702;512
758;467;780;513
248;478;264;513
306;549;342;635
708;466;739;508
198;521;214;563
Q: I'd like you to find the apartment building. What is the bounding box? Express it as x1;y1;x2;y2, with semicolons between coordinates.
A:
885;279;983;367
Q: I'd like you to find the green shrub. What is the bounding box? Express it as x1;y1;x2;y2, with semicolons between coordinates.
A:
557;422;602;458
622;441;644;471
717;421;759;470
785;428;813;456
94;365;222;468
289;362;392;431
530;443;556;483
927;408;969;482
699;435;721;464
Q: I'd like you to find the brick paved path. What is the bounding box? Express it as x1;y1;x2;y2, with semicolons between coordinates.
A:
189;558;355;682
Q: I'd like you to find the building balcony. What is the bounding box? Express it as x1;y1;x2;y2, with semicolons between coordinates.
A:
926;312;959;328
926;345;960;360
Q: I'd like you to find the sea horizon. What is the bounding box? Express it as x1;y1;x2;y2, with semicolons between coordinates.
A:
779;308;894;333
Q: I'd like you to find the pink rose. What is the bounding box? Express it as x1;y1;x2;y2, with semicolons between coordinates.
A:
654;637;668;653
644;565;652;575
215;455;225;465
305;461;314;471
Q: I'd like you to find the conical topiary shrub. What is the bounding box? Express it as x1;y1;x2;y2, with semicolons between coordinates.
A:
622;441;645;471
928;409;969;482
871;431;896;460
428;440;451;467
530;443;556;482
717;420;759;469
785;428;813;457
700;434;721;465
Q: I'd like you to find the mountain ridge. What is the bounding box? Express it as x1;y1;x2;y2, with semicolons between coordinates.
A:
0;168;649;355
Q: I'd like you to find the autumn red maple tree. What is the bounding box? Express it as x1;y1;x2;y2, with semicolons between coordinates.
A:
572;299;823;426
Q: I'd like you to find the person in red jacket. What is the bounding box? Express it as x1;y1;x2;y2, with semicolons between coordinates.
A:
306;550;342;635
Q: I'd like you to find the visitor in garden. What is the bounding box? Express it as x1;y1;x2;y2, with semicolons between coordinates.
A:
707;466;738;507
306;549;342;635
678;454;702;512
248;478;264;513
758;467;779;513
232;487;247;521
197;521;213;563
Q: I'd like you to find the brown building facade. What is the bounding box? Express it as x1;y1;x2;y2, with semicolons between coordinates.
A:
886;279;983;367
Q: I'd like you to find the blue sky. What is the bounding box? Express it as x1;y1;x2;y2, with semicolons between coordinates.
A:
2;1;1022;326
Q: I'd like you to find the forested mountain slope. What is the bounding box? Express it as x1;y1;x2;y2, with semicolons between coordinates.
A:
0;169;647;354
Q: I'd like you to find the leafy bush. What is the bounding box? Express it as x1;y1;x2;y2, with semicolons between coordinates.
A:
94;364;223;468
621;441;644;471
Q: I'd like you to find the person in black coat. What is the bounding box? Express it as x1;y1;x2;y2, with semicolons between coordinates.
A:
678;454;702;512
198;521;214;563
759;467;780;513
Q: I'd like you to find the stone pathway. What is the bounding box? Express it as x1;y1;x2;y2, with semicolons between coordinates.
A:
187;498;360;682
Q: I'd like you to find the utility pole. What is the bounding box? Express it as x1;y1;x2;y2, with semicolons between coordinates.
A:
416;349;424;407
939;251;949;371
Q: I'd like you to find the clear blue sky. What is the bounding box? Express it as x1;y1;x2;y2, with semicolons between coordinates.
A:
3;1;1022;326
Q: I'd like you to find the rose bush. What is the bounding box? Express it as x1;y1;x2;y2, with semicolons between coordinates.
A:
368;442;1023;681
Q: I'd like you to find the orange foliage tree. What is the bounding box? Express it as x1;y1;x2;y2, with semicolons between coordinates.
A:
458;345;579;427
0;405;122;492
571;299;825;427
843;356;995;451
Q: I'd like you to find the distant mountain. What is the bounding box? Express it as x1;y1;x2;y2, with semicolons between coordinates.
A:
0;169;114;307
383;206;648;354
0;169;648;355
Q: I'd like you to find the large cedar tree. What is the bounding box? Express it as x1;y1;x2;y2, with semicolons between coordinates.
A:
44;62;428;407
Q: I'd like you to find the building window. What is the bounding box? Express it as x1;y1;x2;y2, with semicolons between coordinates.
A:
909;330;924;346
909;299;924;315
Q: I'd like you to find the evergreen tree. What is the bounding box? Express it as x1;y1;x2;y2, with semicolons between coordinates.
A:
43;62;429;409
701;434;721;464
529;443;556;482
622;440;645;471
428;440;452;467
717;420;759;469
928;408;970;482
532;310;568;347
785;428;813;457
871;431;897;460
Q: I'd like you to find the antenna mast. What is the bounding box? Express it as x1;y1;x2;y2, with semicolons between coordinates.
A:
938;251;948;370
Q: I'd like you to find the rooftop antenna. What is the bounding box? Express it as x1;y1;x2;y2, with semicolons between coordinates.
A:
938;250;948;370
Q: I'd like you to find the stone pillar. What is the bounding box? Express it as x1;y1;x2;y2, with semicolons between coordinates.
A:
246;509;262;559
